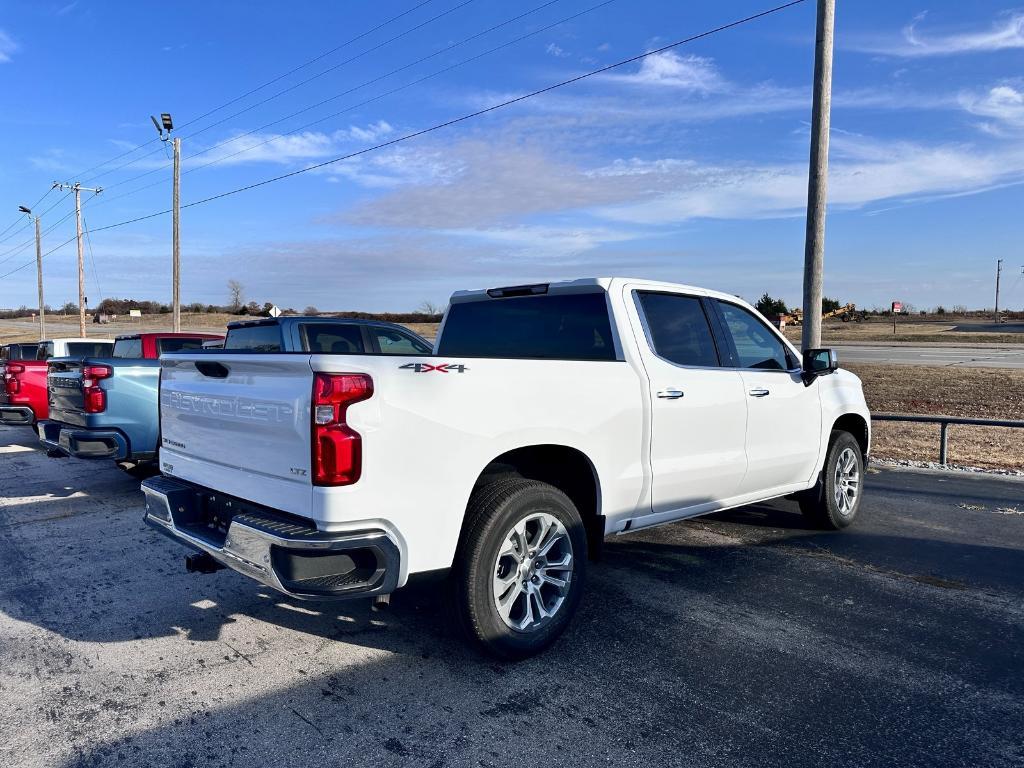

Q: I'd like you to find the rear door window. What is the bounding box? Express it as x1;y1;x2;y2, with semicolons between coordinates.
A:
438;292;617;360
302;324;365;354
37;342;54;360
373;327;431;355
224;324;284;352
158;337;212;354
636;292;720;367
112;338;143;358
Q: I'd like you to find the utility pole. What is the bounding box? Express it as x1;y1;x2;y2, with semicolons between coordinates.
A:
994;259;1003;323
151;113;180;331
17;204;46;340
55;182;102;337
172;136;181;332
800;0;836;352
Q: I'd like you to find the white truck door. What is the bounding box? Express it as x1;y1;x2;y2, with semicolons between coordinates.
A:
627;288;748;515
711;299;821;494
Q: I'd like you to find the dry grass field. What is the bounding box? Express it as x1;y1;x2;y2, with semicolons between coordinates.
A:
844;363;1024;471
782;319;1024;345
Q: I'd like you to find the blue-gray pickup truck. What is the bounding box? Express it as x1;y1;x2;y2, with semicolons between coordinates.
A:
38;318;431;472
38;332;222;471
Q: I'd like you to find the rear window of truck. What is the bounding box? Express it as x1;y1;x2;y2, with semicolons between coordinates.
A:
224;324;283;352
112;338;143;358
438;292;617;360
158;337;213;354
38;342;113;359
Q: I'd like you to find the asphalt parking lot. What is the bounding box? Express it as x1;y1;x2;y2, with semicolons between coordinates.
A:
1;425;1022;768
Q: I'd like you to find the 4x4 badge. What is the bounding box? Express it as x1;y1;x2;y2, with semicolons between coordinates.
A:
399;363;468;373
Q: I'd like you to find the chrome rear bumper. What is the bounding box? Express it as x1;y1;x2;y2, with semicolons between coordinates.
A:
0;406;35;426
141;475;400;600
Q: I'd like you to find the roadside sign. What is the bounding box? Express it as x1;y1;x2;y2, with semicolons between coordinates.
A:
891;301;902;314
268;305;282;318
129;309;142;318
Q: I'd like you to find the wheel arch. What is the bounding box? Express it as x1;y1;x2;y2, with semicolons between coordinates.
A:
467;444;604;559
832;412;869;459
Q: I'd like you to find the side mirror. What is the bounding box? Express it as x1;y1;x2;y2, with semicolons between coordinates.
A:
802;348;838;384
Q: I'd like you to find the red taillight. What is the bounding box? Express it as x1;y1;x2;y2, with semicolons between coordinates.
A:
4;363;24;394
311;373;373;486
82;364;112;414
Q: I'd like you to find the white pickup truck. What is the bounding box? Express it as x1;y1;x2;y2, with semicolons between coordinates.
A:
143;278;870;658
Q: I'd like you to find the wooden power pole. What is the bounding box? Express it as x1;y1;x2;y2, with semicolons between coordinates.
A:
55;182;101;337
34;215;45;341
994;259;1003;323
801;0;835;352
172;136;181;332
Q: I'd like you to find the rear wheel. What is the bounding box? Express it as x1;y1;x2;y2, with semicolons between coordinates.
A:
453;478;586;660
799;431;863;530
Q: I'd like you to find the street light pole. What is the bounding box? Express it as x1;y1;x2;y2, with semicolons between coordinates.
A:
152;113;180;331
800;0;836;352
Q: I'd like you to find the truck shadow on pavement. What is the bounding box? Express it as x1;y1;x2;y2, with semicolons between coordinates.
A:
24;500;1023;768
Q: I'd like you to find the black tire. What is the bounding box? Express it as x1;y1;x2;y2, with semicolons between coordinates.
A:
452;478;587;660
798;430;864;530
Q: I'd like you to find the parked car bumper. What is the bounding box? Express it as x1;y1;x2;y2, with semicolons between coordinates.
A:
37;420;130;460
141;475;401;601
0;406;35;426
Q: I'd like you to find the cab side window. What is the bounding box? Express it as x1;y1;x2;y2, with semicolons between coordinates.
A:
636;292;720;367
374;328;431;355
716;301;794;371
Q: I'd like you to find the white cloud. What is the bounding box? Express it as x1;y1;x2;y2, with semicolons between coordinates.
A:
545;43;569;58
0;29;18;63
852;11;1024;57
342;135;1024;235
959;83;1024;134
186;122;396;167
604;51;727;92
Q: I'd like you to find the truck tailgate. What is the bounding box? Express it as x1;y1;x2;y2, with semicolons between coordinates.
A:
159;354;315;514
47;359;85;425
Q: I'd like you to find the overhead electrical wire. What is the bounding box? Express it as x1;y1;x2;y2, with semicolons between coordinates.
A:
65;0;443;183
95;0;591;204
0;186;55;242
0;0;806;281
81;0;478;185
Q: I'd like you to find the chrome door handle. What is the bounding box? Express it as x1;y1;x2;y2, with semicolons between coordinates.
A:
748;388;770;397
656;388;684;399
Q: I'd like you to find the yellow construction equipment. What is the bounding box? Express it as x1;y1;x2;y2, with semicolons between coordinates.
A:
776;303;864;327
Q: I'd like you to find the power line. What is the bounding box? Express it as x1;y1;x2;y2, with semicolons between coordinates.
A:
0;186;54;241
0;208;77;267
97;0;586;201
3;1;806;281
81;0;477;185
91;0;808;233
83;215;103;300
65;0;441;183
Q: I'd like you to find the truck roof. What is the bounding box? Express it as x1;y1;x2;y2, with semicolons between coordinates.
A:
450;277;748;306
114;331;224;341
42;337;114;344
226;316;416;332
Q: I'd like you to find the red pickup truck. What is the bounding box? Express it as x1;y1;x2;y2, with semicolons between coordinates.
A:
1;338;114;426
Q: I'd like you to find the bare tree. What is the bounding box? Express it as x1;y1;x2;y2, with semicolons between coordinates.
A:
417;300;441;315
227;279;244;311
303;305;319;316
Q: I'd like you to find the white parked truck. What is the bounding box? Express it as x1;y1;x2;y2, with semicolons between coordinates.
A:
143;278;870;658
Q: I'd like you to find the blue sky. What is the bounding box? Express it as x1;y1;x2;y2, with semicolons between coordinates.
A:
1;0;1022;312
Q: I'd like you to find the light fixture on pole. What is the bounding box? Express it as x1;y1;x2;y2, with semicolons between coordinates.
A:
152;112;181;331
18;205;46;340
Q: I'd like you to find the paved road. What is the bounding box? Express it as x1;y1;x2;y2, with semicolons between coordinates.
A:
835;343;1024;368
1;426;1022;768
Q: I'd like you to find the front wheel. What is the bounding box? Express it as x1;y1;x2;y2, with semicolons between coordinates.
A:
799;431;864;530
453;478;587;660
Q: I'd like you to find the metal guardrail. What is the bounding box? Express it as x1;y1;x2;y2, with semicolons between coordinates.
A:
872;413;1024;465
